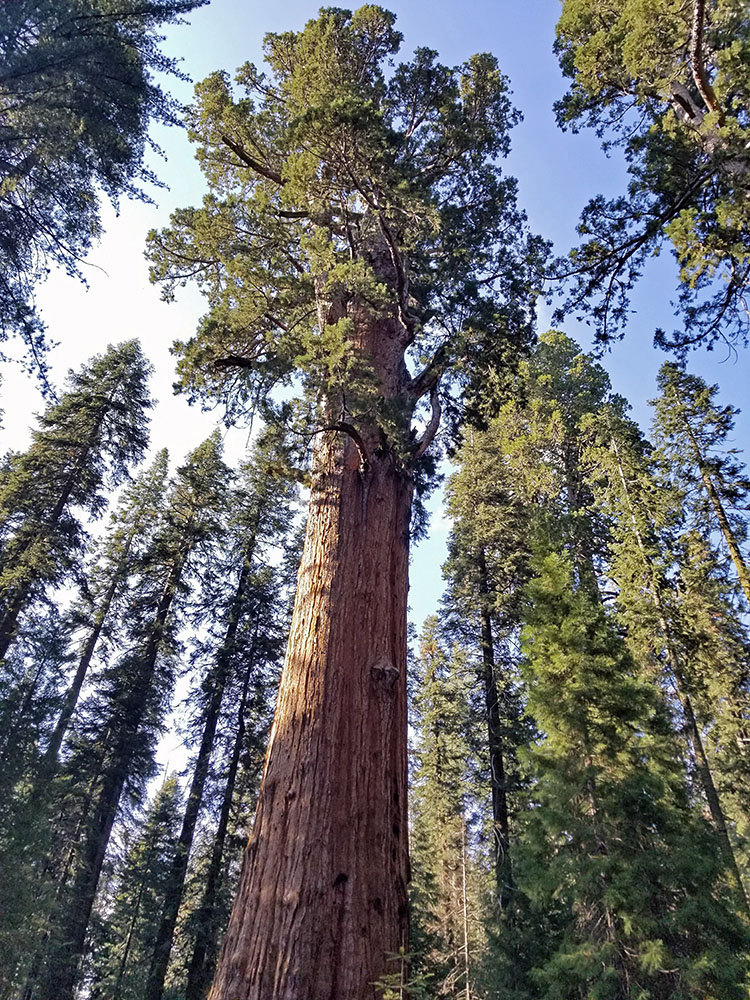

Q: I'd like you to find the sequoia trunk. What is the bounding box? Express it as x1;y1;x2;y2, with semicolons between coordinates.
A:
209;431;412;1000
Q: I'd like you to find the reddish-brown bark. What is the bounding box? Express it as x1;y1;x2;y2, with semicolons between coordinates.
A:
209;428;412;999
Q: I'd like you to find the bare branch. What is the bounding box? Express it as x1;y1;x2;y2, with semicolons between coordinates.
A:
690;0;724;123
413;385;441;459
219;132;285;185
408;342;449;400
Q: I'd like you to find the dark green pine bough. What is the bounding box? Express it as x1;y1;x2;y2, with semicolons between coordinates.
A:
0;0;207;374
147;6;543;997
517;547;750;998
0;340;152;665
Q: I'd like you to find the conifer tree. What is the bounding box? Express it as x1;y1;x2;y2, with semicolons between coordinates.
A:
443;429;530;911
0;0;207;362
41;449;171;772
88;775;183;1000
514;545;750;999
0;606;69;799
0;453;170;995
29;433;229;1000
0;340;152;662
672;529;750;871
652;361;750;606
0;608;71;987
441;331;616;917
147;8;542;994
583;400;750;901
144;440;296;1000
486;331;613;590
409;617;487;999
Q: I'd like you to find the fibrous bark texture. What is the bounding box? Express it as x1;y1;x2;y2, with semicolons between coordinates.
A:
209;433;412;1000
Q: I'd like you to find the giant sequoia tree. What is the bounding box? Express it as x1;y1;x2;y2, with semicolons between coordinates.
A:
147;7;540;997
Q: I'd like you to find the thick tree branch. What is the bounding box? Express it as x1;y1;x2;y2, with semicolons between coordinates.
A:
376;212;418;342
690;0;724;123
311;422;369;469
413;385;441;459
219;132;285;185
408;342;449;400
213;354;255;370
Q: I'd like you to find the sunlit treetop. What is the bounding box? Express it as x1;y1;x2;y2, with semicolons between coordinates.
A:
553;0;750;354
147;5;546;458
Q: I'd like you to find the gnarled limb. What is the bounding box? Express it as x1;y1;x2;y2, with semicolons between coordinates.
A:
310;422;370;469
690;0;724;124
408;342;449;401
219;132;285;185
376;212;419;342
413;385;441;459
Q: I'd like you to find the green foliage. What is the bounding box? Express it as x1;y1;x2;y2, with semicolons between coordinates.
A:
409;617;490;998
554;0;750;351
0;340;152;654
0;608;71;989
473;331;615;588
89;775;183;1000
26;435;230;1000
513;546;750;999
147;4;543;458
0;0;206;369
652;362;750;559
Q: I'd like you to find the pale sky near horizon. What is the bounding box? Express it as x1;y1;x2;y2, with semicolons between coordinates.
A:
1;0;748;634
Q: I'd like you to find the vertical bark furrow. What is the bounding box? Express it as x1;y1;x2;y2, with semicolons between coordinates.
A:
209;439;411;1000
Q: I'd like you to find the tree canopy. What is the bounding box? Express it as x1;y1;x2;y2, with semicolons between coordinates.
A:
147;4;544;452
553;0;750;353
0;0;207;373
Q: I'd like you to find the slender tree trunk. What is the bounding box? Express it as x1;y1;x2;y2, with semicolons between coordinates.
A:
145;551;255;1000
42;544;131;772
698;465;750;605
460;820;471;1000
185;653;256;1000
678;417;750;605
476;550;512;910
114;784;170;996
208;433;412;1000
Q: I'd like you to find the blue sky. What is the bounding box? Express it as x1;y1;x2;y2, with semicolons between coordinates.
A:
2;0;748;628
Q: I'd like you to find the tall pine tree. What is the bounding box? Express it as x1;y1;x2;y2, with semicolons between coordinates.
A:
144;438;297;1000
29;433;229;1000
514;545;750;998
0;340;152;662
